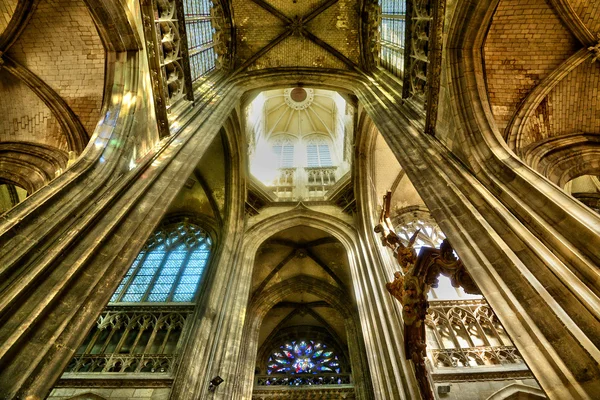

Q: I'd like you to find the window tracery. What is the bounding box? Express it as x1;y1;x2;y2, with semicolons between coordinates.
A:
111;221;212;303
306;138;333;168
65;307;191;373
261;340;348;386
183;0;217;82
63;219;212;377
425;301;525;370
272;137;295;169
379;0;406;76
267;340;342;375
393;217;445;253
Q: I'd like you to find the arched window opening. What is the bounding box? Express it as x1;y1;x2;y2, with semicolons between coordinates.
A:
564;175;600;215
111;221;212;303
272;138;295;168
246;88;353;201
63;219;212;376
379;0;406;76
306;139;333;168
263;340;347;386
183;0;217;82
394;218;445;253
0;183;27;214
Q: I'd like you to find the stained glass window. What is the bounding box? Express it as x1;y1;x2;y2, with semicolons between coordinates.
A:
379;0;406;76
111;221;212;303
267;340;341;376
183;0;217;82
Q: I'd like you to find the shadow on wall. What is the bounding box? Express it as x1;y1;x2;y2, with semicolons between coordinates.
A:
68;394;106;400
486;383;547;400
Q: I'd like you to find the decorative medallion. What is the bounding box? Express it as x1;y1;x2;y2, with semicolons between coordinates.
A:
284;88;314;110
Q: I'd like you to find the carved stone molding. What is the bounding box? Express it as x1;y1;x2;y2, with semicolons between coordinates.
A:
56;375;173;388
431;369;534;383
210;0;234;71
361;0;381;71
402;0;447;135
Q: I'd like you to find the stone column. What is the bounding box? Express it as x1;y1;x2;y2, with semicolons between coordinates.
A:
168;112;249;400
0;41;241;400
352;114;422;400
356;72;600;399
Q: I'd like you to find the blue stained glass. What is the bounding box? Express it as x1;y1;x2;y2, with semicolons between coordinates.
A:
379;0;406;76
179;275;199;284
122;293;143;302
268;340;342;379
172;293;191;302
148;293;168;302
380;0;406;15
110;222;212;303
127;284;147;294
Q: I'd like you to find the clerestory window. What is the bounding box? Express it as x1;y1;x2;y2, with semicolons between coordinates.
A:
183;0;217;82
272;139;295;168
379;0;406;76
63;219;213;375
306;140;333;168
111;221;212;303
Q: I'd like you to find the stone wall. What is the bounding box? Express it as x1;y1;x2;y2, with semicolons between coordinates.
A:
434;378;543;400
48;388;170;400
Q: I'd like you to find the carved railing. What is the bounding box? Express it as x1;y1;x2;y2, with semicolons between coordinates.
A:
256;374;352;386
305;166;337;197
430;346;523;369
426;300;524;370
64;305;194;375
66;354;174;374
272;167;296;199
266;167;338;200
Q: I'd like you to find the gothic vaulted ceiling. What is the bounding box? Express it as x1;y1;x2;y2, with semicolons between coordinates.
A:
484;0;600;182
253;226;353;353
0;0;105;159
231;0;361;71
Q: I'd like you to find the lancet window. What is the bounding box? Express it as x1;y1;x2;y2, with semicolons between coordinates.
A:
63;219;212;375
272;138;295;168
183;0;217;82
379;0;406;76
306;138;333;168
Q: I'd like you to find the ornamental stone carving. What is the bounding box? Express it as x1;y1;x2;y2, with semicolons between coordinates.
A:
362;0;381;71
589;34;600;63
211;0;233;71
377;190;481;400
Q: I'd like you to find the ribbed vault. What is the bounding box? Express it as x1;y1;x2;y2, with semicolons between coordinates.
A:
484;0;600;184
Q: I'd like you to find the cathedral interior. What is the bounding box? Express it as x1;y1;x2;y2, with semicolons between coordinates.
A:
0;0;599;399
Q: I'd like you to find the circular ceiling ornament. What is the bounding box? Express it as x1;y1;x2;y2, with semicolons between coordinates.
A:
284;87;314;110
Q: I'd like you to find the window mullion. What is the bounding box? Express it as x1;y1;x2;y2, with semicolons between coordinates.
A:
142;244;172;302
116;251;150;302
167;246;194;302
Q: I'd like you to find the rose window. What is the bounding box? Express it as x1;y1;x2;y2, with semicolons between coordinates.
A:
267;340;341;375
